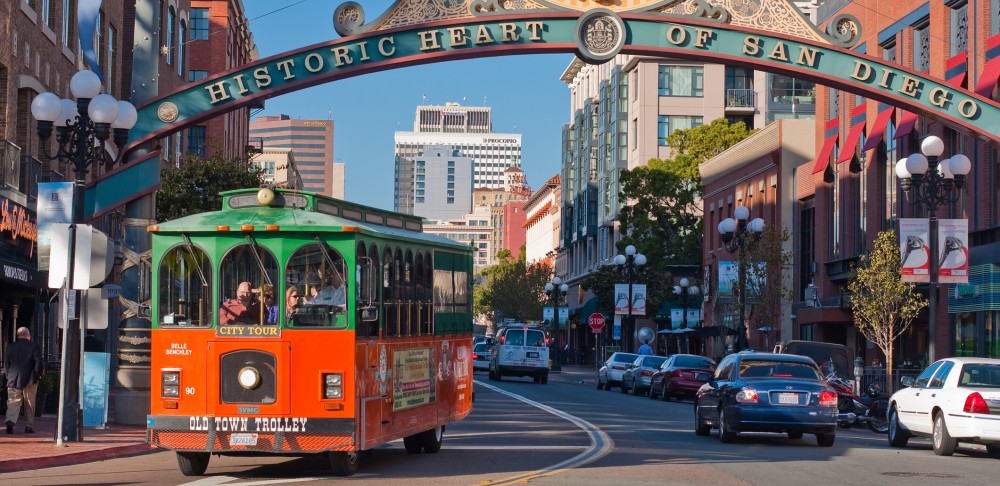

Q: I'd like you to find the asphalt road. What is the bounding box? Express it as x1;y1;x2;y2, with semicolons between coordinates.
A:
3;373;997;485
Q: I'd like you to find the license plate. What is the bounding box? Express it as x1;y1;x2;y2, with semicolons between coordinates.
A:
695;372;709;382
230;433;259;446
777;393;799;404
526;352;539;358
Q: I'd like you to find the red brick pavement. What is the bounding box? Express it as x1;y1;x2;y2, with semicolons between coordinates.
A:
0;414;153;473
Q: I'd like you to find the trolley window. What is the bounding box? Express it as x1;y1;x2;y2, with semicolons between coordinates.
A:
218;243;280;326
285;242;348;329
158;243;212;327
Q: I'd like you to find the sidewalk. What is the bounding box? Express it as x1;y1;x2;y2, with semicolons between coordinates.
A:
548;364;597;384
0;414;152;473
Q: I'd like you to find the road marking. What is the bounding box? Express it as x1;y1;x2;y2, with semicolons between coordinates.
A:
476;380;614;485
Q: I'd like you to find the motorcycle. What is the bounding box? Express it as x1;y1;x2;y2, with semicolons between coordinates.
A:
825;371;890;433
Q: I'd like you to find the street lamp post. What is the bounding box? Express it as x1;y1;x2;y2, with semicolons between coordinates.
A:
545;277;569;372
717;205;765;351
894;135;971;363
31;70;137;443
614;245;646;353
673;278;700;354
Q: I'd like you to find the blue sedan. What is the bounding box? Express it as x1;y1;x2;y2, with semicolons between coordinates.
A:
694;352;839;446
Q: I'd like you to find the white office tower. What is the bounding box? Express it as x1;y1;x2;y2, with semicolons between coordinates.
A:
394;102;523;218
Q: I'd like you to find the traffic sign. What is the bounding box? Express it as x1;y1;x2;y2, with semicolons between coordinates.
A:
588;313;606;333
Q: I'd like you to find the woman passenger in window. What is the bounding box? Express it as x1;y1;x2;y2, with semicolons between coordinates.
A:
285;286;302;322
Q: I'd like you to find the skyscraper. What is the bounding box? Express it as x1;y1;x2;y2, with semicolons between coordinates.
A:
249;115;344;198
394;102;522;217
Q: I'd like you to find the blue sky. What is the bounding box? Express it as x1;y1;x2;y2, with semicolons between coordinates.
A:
243;0;574;211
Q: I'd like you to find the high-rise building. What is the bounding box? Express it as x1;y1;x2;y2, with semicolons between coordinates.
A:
408;144;473;221
186;0;259;161
394;102;522;216
249;115;344;198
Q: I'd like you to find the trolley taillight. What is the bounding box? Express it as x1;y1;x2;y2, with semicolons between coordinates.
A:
323;373;344;399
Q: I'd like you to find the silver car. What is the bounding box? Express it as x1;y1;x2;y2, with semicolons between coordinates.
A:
472;342;495;372
597;352;640;391
621;355;668;396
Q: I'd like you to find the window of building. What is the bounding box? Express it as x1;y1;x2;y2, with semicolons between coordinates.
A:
107;26;116;94
993;0;1000;36
447;168;455;175
658;65;704;96
191;8;209;40
881;39;897;64
41;0;53;29
798;199;815;299
913;18;931;72
882;122;898;230
631;118;638;149
189;70;207;82
447;197;454;204
771;75;816;105
62;0;73;48
657;116;703;145
416;196;424;203
167;7;176;65
949;1;968;57
830;148;840;258
178;20;187;77
632;70;638;101
187;126;206;158
95;11;103;69
828;89;840;119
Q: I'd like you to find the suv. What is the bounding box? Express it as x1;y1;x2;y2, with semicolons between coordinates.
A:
489;326;549;384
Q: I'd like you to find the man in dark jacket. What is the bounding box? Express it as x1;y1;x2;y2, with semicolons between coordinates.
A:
4;327;42;434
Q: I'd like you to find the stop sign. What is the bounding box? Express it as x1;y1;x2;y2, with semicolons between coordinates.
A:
588;313;606;333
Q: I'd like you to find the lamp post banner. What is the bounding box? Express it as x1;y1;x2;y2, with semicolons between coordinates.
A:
631;284;647;316
543;306;554;321
614;283;630;315
937;219;969;284
899;218;931;283
718;261;738;296
36;182;75;271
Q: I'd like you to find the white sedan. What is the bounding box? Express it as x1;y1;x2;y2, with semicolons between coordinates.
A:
887;357;1000;456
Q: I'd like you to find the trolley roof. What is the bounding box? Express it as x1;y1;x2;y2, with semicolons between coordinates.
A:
153;188;471;251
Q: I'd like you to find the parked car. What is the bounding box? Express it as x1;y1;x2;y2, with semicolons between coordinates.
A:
622;355;668;396
887;357;1000;456
472;342;495;372
694;352;839;446
650;354;716;401
597;352;640;391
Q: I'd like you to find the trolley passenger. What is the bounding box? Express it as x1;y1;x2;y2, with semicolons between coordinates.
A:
219;281;261;324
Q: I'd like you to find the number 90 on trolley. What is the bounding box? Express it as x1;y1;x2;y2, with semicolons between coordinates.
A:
146;188;474;477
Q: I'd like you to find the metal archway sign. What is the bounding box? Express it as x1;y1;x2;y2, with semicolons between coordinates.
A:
88;0;1000;216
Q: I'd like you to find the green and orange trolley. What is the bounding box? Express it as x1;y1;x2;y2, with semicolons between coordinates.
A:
145;188;474;476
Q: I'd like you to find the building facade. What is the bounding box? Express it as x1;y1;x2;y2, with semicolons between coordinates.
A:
186;0;258;161
408;144;474;221
394;102;523;216
523;174;562;267
422;206;493;272
248;115;341;197
250;147;303;189
558;53;817;337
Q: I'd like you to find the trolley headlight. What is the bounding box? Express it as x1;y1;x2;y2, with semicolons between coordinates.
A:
162;371;180;398
238;366;261;390
323;373;343;399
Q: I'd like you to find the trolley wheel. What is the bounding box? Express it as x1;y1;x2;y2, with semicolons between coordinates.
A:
403;434;423;454
176;451;210;476
329;450;359;476
421;425;444;453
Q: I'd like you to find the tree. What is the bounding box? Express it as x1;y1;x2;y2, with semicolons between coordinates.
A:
157;154;265;222
847;230;927;389
618;118;756;268
473;248;552;326
742;224;794;350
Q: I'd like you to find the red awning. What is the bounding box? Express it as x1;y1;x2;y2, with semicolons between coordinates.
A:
838;105;867;163
975;57;1000;97
894;111;919;140
811;134;839;175
945;52;967;88
862;107;895;152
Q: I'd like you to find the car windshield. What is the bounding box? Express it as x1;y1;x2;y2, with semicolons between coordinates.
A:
674;356;715;369
739;360;823;380
474;343;493;353
959;364;1000;387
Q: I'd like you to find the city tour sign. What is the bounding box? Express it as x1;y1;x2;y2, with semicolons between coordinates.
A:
86;0;1000;217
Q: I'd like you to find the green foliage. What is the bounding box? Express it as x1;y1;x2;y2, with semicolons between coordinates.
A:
37;372;58;395
473;247;552;325
618;118;756;268
157;154;265;222
848;230;927;380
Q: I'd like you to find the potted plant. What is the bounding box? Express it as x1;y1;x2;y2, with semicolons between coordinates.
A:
35;373;58;417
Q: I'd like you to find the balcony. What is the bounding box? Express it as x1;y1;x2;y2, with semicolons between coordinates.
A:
725;89;756;113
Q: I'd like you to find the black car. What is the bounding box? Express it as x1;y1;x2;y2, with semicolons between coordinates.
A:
694;352;839;446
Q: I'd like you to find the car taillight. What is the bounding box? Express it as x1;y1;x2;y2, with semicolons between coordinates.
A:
472;353;480;360
964;392;991;414
819;391;838;406
670;370;682;377
736;388;758;403
641;370;653;377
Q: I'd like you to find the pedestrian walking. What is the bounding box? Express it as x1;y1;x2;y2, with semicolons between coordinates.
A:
638;340;654;356
5;327;43;434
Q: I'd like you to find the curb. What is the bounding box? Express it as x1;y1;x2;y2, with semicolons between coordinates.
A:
0;443;156;473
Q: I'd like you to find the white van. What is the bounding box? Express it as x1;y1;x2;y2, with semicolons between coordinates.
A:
489;326;549;384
